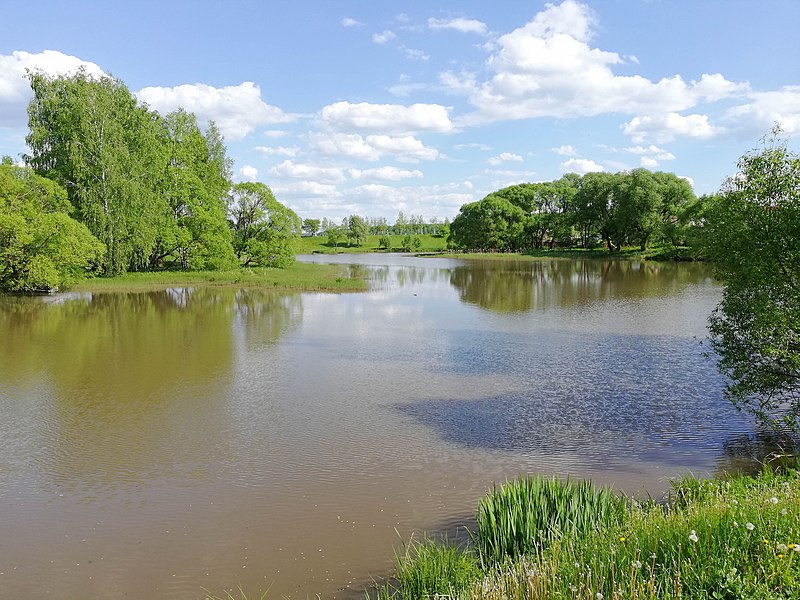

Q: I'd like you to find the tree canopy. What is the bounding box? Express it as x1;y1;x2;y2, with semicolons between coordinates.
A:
0;164;104;291
702;133;800;429
448;171;696;253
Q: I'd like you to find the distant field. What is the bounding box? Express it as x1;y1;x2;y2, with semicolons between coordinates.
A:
295;234;448;254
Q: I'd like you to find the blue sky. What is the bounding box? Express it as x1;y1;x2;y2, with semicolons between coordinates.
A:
2;0;799;222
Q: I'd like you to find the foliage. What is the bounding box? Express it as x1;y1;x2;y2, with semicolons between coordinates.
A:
344;214;369;246
25;69;165;274
378;234;391;250
0;164;104;291
301;218;320;237
476;475;627;567
449;171;696;254
228;182;300;268
702;135;800;429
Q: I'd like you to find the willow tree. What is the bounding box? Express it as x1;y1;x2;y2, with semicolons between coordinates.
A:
703;133;800;429
0;164;104;291
228;182;300;268
25;69;166;274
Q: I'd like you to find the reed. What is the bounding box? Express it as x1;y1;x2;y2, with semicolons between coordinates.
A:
475;475;627;567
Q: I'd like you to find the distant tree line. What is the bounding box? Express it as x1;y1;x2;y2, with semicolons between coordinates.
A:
447;170;700;254
1;70;300;291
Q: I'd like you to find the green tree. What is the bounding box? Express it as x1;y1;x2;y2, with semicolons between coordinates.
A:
228;182;300;267
154;109;236;270
449;195;526;252
378;235;391;250
703;133;800;428
345;214;369;247
0;164;105;291
25;69;166;274
302;218;320;237
326;225;344;248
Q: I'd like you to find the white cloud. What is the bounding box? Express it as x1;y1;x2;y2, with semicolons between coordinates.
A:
487;152;523;166
254;145;299;157
451;0;747;125
319;101;453;134
403;48;430;61
622;112;723;143
551;144;578;156
269;159;345;183
640;157;659;169
624;144;676;168
561;158;604;174
310;132;440;162
428;17;488;35
238;165;258;181
725;86;800;135
349;166;424;181
454;142;491;151
0;50;105;128
372;30;397;44
341;17;364;27
137;81;292;141
263;130;289;138
271;181;342;198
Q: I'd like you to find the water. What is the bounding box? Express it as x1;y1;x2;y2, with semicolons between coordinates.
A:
0;256;761;598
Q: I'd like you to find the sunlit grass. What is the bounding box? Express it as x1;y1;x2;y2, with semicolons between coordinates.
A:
72;262;368;293
372;466;800;599
295;234;447;254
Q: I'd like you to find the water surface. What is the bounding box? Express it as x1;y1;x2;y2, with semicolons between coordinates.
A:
0;256;759;598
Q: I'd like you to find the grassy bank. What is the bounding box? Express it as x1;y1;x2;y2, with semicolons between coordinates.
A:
73;262;368;293
438;245;695;262
372;467;800;599
295;234;447;254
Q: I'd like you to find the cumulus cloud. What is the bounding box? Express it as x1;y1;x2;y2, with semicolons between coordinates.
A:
310;132;440;162
137;81;292;141
428;17;488;35
268;159;345;183
372;30;397;44
254;145;299;157
622;112;723;143
487;152;523;166
624;144;676;167
341;17;364;27
725;86;800;135
450;0;747;125
271;181;342;199
561;157;604;174
0;50;105;128
319;101;453;134
551;144;578;156
349;166;424;181
238;165;258;181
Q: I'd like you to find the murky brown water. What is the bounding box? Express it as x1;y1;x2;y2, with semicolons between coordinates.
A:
0;256;761;598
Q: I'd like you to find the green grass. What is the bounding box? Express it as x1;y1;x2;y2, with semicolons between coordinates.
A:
72;262;368;293
476;476;627;568
372;466;800;599
295;234;447;254
439;245;696;262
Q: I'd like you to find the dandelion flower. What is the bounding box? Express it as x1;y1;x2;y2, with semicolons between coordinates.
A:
781;508;787;515
596;593;604;600
763;538;770;545
619;536;626;542
770;497;779;504
689;530;699;543
794;545;800;553
778;543;788;552
632;560;642;569
746;522;755;531
733;521;738;527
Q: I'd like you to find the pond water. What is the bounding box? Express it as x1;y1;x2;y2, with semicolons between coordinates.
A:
0;256;763;598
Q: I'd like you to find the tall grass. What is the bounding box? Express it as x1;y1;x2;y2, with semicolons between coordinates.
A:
476;475;627;567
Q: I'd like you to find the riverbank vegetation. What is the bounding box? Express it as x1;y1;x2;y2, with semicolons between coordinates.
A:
371;466;800;599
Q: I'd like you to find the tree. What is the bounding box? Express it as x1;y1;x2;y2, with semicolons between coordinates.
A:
703;132;800;429
345;214;369;247
378;235;391;250
326;225;344;248
0;164;105;291
25;69;166;274
449;195;526;252
228;182;300;267
153;110;236;270
302;218;320;237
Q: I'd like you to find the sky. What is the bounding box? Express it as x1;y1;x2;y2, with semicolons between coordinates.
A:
1;0;799;222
